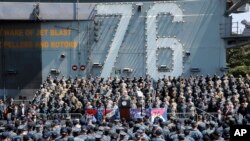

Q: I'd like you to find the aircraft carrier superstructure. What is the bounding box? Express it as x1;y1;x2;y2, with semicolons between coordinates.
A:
0;0;250;97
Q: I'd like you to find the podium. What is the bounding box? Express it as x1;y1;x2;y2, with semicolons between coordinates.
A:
119;108;130;121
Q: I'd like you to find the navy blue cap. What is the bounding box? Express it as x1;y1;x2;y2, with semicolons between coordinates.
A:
198;123;206;131
135;132;142;138
210;121;216;126
27;122;35;129
80;118;86;125
26;133;34;139
13;136;22;141
214;128;223;136
224;127;230;135
67;137;74;141
185;126;192;130
1;132;10;138
137;129;143;134
140;126;146;131
23;135;32;140
67;127;72;133
81;126;88;131
145;114;150;119
61;127;68;134
5;124;14;130
51;131;59;139
73;119;79;125
43;131;51;138
155;129;163;135
178;134;185;140
53;120;60;125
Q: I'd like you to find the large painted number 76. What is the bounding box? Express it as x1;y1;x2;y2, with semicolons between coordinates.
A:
146;3;184;79
97;3;184;79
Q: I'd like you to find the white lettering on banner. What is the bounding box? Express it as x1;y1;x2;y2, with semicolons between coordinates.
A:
97;4;132;78
146;3;184;79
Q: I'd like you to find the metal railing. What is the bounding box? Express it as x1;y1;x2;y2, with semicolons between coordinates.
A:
13;99;32;105
36;113;83;120
166;112;198;120
195;107;219;120
220;21;246;37
1;105;220;122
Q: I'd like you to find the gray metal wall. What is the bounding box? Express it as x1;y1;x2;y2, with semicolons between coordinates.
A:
40;21;92;79
0;21;42;97
87;1;228;78
0;0;230;97
0;21;93;97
